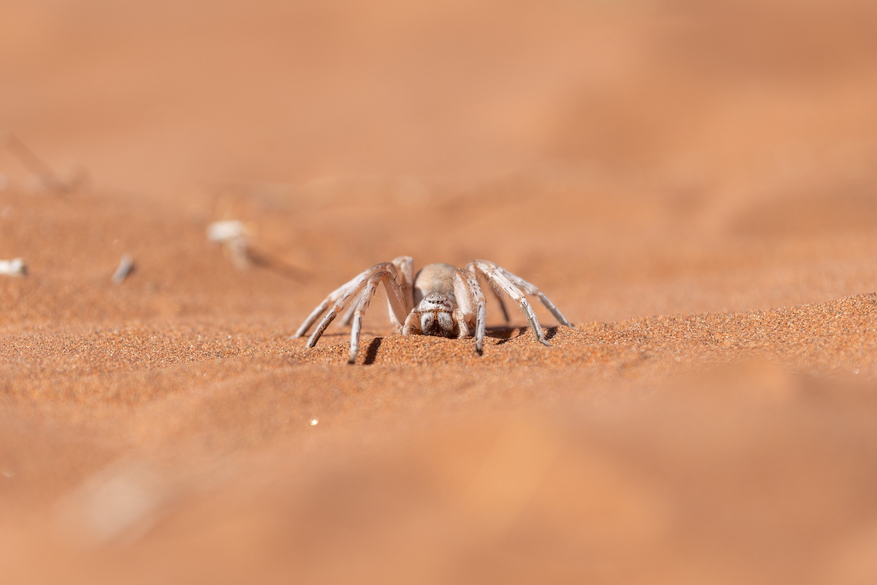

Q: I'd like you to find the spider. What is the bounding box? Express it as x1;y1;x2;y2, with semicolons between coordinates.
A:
294;256;573;363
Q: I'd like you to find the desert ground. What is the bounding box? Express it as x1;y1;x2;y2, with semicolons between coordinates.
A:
2;0;877;583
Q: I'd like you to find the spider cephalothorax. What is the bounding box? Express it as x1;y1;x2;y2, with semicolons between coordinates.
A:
295;257;572;364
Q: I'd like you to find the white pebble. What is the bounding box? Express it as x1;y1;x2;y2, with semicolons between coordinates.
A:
0;258;26;276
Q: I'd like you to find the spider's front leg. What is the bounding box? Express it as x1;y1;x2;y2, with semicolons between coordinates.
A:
348;270;400;363
401;310;421;336
454;268;486;354
399;302;472;343
338;256;414;328
452;308;471;339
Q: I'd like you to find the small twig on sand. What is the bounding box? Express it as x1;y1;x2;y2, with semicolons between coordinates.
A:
207;220;251;270
111;254;135;285
0;258;27;277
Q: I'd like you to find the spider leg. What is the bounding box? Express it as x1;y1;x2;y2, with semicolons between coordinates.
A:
295;262;395;340
340;255;413;329
296;283;352;338
455;268;486;354
470;260;550;346
338;302;358;328
383;267;409;327
452;308;471;338
466;260;512;324
474;271;510;323
493;288;511;323
401;311;421;335
495;266;572;327
347;270;399;364
389;256;415;325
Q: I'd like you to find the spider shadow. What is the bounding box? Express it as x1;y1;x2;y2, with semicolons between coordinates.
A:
355;326;557;364
488;325;559;345
362;337;383;365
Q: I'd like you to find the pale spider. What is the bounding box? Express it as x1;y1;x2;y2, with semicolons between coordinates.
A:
294;256;573;363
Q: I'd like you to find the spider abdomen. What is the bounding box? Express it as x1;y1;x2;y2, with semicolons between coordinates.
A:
413;263;457;305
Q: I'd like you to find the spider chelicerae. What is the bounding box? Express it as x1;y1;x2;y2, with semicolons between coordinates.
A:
295;256;573;363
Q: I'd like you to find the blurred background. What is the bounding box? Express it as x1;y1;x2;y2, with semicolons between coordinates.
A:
3;1;877;583
3;0;877;321
1;0;875;189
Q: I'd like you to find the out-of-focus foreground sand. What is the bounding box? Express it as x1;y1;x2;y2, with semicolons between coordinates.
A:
3;0;877;583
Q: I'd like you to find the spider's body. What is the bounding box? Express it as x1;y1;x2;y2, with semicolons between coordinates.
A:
295;256;572;364
411;263;462;338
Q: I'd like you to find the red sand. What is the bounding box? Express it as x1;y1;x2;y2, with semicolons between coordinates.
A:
3;0;877;583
